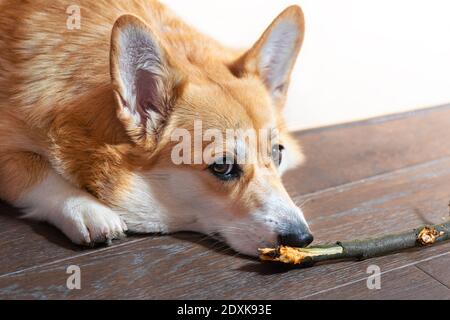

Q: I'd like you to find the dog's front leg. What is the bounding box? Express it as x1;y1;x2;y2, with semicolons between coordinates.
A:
1;153;127;245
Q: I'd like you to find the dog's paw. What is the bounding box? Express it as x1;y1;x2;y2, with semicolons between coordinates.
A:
57;198;128;246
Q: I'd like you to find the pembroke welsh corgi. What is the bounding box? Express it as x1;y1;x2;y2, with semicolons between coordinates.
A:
0;0;313;256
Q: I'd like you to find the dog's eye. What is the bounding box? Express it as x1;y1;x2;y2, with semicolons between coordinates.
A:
209;157;241;181
212;163;233;175
272;144;285;166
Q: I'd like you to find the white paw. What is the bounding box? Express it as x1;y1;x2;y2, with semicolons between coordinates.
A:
58;198;128;246
15;171;128;246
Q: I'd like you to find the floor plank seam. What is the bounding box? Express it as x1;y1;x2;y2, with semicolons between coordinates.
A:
416;265;450;291
294;155;450;201
0;238;150;280
297;104;450;136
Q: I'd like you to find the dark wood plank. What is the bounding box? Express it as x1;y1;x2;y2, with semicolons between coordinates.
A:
2;155;450;299
286;105;450;195
300;157;450;242
307;266;450;300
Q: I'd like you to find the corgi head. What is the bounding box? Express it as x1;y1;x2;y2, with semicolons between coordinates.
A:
109;6;312;256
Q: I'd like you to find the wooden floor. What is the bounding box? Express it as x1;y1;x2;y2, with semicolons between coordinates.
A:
1;105;450;300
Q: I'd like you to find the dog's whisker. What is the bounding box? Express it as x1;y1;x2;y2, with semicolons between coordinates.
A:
294;197;312;209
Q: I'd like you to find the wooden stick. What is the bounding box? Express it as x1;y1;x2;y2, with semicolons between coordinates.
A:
259;221;450;267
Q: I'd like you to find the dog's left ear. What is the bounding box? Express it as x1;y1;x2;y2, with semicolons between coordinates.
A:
110;15;183;146
230;6;305;108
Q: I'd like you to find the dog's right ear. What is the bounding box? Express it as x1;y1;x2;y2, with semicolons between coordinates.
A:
110;15;183;146
230;6;304;109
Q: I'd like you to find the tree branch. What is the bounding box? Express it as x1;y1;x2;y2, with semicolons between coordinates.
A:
259;221;450;267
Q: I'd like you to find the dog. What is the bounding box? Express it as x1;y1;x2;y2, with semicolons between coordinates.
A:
0;0;313;256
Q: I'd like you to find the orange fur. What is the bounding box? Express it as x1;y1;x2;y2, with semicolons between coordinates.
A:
0;0;307;252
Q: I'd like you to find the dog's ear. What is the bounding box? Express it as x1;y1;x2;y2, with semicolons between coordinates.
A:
110;15;183;145
230;6;304;108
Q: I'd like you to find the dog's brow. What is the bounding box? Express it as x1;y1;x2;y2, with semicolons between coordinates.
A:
270;128;279;142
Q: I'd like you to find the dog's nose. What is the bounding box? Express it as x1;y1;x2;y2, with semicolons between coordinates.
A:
278;231;314;248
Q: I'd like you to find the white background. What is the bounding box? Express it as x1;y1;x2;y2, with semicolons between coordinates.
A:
164;0;450;130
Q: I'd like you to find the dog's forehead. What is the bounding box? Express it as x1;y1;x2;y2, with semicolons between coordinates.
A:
180;78;277;132
229;80;278;130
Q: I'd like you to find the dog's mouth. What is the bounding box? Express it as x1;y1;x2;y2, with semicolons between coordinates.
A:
208;231;257;256
207;230;274;258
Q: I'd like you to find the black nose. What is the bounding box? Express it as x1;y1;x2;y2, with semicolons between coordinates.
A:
278;232;314;248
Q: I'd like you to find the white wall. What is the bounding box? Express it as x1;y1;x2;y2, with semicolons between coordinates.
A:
163;0;450;130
